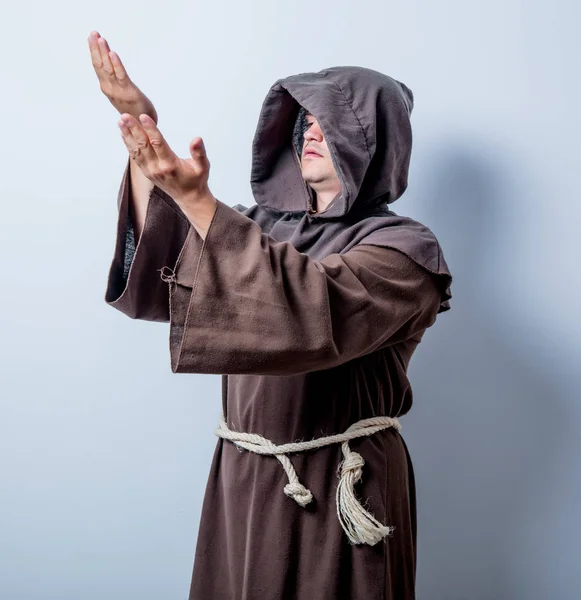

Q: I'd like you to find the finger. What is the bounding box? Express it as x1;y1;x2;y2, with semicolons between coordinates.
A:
190;137;206;157
138;114;177;162
109;50;129;83
118;119;142;163
119;133;149;176
189;137;210;173
88;31;103;69
119;114;158;164
98;36;114;75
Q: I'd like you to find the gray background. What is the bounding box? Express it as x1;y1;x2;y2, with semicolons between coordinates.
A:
1;0;579;598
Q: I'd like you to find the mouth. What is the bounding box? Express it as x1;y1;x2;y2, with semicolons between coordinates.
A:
303;150;322;158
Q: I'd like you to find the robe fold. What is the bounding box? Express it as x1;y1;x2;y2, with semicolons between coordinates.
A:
104;65;453;599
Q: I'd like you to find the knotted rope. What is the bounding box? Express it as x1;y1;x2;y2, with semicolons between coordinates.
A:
158;266;177;284
214;412;402;546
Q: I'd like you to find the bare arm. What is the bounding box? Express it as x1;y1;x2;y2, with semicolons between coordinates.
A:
128;156;154;242
88;30;158;242
126;143;215;242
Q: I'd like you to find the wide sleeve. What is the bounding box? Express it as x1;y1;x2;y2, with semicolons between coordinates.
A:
164;198;445;376
104;157;195;321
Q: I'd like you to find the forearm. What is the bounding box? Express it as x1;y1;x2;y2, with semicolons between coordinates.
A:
128;157;154;242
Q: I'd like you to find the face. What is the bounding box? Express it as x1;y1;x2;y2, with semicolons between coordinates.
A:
300;112;341;193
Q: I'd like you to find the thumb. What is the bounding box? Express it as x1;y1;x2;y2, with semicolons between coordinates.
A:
189;136;206;161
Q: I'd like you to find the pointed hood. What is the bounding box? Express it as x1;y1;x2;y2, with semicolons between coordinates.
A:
250;66;415;218
238;66;452;314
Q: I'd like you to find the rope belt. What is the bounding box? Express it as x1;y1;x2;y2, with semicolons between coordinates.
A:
214;412;402;546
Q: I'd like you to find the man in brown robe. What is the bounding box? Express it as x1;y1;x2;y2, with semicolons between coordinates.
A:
92;30;453;600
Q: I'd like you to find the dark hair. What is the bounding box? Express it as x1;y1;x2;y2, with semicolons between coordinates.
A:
292;106;309;157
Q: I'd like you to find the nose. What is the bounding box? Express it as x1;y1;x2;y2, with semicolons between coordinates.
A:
304;121;324;143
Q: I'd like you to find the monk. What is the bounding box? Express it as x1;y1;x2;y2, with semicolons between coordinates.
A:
89;29;453;600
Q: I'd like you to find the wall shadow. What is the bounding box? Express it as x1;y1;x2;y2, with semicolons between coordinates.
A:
404;144;573;600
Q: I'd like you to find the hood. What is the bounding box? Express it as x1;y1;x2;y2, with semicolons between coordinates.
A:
250;66;415;219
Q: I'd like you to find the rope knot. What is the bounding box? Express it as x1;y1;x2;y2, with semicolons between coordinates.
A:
284;482;313;507
214;412;402;546
341;451;365;481
158;266;176;284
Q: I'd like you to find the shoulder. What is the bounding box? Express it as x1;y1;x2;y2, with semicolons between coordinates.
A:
357;211;449;277
354;213;453;314
229;202;292;233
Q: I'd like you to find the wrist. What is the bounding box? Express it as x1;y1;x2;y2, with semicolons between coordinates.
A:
174;187;216;207
175;192;218;239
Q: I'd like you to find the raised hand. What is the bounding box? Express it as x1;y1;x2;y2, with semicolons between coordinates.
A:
88;30;158;123
118;113;212;204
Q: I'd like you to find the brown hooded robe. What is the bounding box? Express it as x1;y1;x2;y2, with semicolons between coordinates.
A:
104;66;453;600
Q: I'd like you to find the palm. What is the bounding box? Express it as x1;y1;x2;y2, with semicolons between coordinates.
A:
118;111;210;202
88;31;158;123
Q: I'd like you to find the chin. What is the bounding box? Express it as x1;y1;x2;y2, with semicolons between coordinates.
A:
301;164;323;181
301;173;318;186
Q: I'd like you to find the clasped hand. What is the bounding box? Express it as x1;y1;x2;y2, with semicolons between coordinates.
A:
118;113;212;204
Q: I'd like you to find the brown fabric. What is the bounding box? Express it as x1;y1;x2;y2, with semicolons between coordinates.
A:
104;66;453;599
166;199;442;376
104;159;190;321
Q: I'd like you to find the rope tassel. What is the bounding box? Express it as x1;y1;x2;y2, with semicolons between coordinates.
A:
336;444;395;546
214;413;402;546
